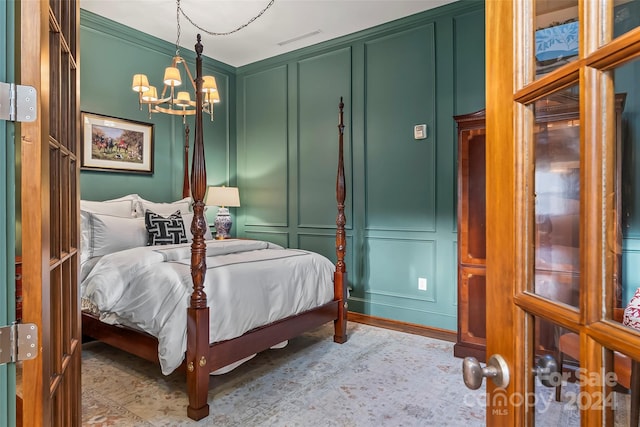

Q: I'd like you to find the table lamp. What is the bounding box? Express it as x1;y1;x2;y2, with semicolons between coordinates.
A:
205;186;240;239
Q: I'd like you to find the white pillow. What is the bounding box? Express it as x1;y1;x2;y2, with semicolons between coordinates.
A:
138;197;192;217
104;193;140;203
80;195;141;262
80;210;91;264
182;212;213;241
109;194;141;216
84;212;147;258
80;199;134;217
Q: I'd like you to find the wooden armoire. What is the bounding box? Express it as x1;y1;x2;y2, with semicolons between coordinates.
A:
453;110;487;362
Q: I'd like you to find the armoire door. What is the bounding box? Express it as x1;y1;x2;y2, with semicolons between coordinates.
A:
19;0;81;425
481;0;640;425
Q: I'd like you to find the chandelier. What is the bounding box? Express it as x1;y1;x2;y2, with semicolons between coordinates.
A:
131;1;220;122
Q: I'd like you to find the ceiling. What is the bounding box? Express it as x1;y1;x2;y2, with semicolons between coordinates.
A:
80;0;458;67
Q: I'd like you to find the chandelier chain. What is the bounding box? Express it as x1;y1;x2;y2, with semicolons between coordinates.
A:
177;0;276;37
176;0;181;56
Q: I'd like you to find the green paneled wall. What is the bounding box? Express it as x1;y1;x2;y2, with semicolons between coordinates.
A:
364;25;436;232
297;48;352;229
454;9;486;115
79;10;235;215
236;0;485;331
619;60;640;241
611;1;640;305
80;1;485;331
241;66;289;227
615;53;640;305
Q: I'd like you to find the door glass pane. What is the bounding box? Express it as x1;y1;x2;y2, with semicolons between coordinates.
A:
534;316;580;426
533;86;580;308
607;348;638;427
613;0;640;40
535;0;578;78
613;57;640;329
538;315;634;426
533;317;640;427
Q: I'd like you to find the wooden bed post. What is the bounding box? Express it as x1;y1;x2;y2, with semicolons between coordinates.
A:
334;97;348;344
182;123;190;198
186;34;211;421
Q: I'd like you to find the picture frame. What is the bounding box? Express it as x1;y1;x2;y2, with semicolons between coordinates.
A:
535;20;578;76
81;112;154;174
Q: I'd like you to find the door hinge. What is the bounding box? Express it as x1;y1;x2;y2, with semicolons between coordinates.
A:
0;323;38;364
0;82;37;122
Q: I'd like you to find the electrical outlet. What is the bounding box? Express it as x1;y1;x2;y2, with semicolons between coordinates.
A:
418;277;427;291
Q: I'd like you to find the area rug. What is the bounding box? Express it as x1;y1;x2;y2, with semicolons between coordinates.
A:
81;322;629;426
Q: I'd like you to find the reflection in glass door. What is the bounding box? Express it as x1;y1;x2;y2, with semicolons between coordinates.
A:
533;314;637;426
533;86;580;309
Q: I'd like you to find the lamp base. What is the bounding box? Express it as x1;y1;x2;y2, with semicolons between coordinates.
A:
214;207;232;239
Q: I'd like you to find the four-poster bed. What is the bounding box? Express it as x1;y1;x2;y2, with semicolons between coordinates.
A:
80;35;349;421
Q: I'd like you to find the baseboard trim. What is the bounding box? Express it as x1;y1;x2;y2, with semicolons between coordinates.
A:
347;312;456;343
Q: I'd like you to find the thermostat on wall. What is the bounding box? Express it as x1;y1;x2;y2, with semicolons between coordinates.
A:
414;124;427;140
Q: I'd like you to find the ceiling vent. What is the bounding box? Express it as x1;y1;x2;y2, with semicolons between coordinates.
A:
277;30;322;46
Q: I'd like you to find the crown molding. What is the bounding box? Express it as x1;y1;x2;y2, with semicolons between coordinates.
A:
236;0;483;74
80;8;237;75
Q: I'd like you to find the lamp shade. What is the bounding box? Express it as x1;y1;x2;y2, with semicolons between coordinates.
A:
132;74;150;92
202;75;218;94
175;91;192;105
205;90;221;105
141;86;158;102
163;66;182;86
205;186;240;207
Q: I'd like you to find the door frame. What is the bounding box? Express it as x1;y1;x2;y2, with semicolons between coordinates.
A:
1;0;17;425
486;0;640;425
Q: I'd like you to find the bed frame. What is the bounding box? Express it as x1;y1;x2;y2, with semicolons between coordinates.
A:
81;35;349;421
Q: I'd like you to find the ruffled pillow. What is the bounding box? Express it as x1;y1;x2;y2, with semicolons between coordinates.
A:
623;288;640;331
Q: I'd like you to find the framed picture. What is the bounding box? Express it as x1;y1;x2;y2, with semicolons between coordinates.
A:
535;20;578;76
81;112;154;174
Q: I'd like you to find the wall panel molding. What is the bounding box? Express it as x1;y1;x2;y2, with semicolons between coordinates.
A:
241;65;289;228
297;47;353;230
364;23;437;233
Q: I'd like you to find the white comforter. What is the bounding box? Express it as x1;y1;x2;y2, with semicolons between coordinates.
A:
80;239;335;374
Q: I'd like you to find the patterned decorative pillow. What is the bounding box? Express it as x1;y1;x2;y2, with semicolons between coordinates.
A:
145;209;187;246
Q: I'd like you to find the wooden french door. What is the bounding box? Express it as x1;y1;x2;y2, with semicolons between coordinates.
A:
484;0;640;425
19;0;81;425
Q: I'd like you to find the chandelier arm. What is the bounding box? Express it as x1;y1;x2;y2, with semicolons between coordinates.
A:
133;2;229;118
154;105;197;116
178;0;276;37
179;57;198;91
